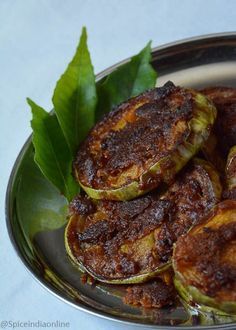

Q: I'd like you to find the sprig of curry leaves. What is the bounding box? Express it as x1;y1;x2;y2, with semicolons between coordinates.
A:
28;27;157;202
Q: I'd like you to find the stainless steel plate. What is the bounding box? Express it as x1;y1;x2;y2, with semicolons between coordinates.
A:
6;32;236;329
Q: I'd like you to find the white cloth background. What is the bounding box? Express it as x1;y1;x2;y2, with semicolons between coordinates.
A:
1;0;236;329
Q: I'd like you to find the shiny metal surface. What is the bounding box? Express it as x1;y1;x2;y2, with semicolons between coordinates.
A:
6;33;236;329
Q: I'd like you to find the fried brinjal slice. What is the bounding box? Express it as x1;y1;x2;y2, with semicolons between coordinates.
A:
65;159;221;284
201;132;226;173
201;87;236;159
74;82;216;201
173;200;236;314
123;270;176;308
223;146;236;200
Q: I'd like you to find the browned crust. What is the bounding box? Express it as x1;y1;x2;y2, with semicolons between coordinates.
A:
123;277;176;308
223;188;236;200
74;81;197;190
174;200;236;302
66;161;219;281
201;87;236;157
200;87;236;104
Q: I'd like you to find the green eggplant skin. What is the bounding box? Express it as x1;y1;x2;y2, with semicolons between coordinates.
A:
173;200;236;314
201;132;226;174
74;83;216;201
65;213;171;284
175;277;236;319
65;159;221;284
226;145;236;189
223;145;236;200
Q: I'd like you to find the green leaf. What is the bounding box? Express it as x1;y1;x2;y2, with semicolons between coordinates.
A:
96;41;157;120
28;98;79;201
52;27;97;155
15;146;68;241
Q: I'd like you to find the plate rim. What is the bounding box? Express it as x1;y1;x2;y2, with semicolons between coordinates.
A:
5;31;236;329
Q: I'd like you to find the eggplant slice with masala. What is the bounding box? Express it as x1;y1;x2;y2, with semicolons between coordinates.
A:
74;82;216;201
65;159;221;284
173;142;236;314
201;87;236;168
173;200;236;314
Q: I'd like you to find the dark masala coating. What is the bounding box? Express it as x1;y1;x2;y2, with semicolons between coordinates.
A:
123;279;176;308
201;87;236;157
123;270;176;308
173;200;236;313
74;81;216;200
65;159;221;284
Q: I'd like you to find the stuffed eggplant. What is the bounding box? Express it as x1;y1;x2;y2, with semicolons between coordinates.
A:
74;81;216;200
173;200;236;314
65;159;221;284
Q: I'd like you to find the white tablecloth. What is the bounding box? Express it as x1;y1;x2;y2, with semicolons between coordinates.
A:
1;0;236;329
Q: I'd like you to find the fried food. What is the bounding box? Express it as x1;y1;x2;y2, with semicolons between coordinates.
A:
201;87;236;158
74;82;216;200
123;270;176;308
223;146;236;200
65;160;221;284
173;200;236;313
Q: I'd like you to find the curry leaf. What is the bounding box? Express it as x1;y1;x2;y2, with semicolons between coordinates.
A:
28;98;79;201
28;31;158;203
96;41;157;120
16;146;68;242
52;27;97;155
